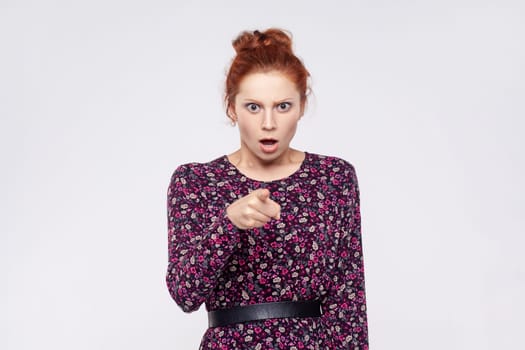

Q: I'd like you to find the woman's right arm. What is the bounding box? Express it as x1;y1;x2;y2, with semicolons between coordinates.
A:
165;164;242;312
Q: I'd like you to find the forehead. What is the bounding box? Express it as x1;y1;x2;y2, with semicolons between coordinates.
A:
236;71;300;101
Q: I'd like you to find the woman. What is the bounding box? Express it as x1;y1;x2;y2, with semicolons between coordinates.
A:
166;28;369;349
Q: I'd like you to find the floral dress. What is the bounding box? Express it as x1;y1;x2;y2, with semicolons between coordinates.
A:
166;152;368;349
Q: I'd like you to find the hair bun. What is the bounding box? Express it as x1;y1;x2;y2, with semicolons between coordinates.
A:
232;28;293;54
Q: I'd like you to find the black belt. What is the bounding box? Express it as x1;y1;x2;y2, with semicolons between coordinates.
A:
208;300;322;328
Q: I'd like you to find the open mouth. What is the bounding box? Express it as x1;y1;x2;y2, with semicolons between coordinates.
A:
259;138;279;153
260;139;277;145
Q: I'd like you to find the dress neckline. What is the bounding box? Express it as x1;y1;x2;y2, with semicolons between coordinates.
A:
222;151;310;184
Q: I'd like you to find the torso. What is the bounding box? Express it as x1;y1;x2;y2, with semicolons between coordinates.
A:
167;151;368;348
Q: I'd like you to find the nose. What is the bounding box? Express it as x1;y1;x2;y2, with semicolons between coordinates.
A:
261;109;276;130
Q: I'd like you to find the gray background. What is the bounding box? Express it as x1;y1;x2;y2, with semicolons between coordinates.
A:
3;0;524;349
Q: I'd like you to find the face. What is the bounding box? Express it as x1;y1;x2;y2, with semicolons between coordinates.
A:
229;71;303;165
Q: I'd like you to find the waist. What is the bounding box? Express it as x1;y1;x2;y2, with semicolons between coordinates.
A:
208;300;322;328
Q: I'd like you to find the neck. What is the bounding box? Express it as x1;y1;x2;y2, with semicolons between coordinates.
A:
236;147;294;168
227;147;305;182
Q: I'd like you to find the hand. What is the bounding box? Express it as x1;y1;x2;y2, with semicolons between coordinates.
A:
226;188;281;230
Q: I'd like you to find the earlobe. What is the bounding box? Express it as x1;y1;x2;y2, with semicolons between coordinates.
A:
227;107;237;126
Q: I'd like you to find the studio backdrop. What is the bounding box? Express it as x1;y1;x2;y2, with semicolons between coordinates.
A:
3;1;524;349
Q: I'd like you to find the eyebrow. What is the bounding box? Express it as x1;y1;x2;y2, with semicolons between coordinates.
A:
239;98;296;104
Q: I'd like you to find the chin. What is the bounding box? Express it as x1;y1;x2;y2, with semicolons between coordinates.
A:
259;149;287;163
244;142;289;163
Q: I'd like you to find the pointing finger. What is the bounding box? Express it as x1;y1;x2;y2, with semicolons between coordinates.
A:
256;188;270;201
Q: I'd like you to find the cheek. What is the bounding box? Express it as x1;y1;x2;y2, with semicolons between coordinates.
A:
283;119;299;137
237;121;256;139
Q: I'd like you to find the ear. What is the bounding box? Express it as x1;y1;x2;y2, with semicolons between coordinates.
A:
299;102;306;119
227;105;237;123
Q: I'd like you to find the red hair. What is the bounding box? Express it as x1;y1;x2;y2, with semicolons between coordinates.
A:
225;28;310;120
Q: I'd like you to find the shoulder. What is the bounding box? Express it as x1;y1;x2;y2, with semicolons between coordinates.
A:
167;156;229;203
306;152;358;180
170;155;227;183
307;153;360;209
305;152;360;196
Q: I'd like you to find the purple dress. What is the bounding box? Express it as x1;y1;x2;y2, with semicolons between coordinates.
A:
166;152;368;349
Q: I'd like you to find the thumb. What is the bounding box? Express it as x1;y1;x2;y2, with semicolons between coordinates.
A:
256;188;270;201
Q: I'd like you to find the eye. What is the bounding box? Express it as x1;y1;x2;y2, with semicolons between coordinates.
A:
276;102;292;112
245;103;260;113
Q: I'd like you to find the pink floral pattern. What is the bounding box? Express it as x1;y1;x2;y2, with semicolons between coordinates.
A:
166;152;368;349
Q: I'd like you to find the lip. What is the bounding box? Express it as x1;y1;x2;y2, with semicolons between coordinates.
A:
259;138;279;153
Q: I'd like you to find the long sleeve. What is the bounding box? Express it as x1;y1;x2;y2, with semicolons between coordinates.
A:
322;164;369;349
165;164;242;312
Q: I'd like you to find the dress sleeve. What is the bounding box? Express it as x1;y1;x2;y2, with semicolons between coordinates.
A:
322;164;369;348
165;164;242;312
